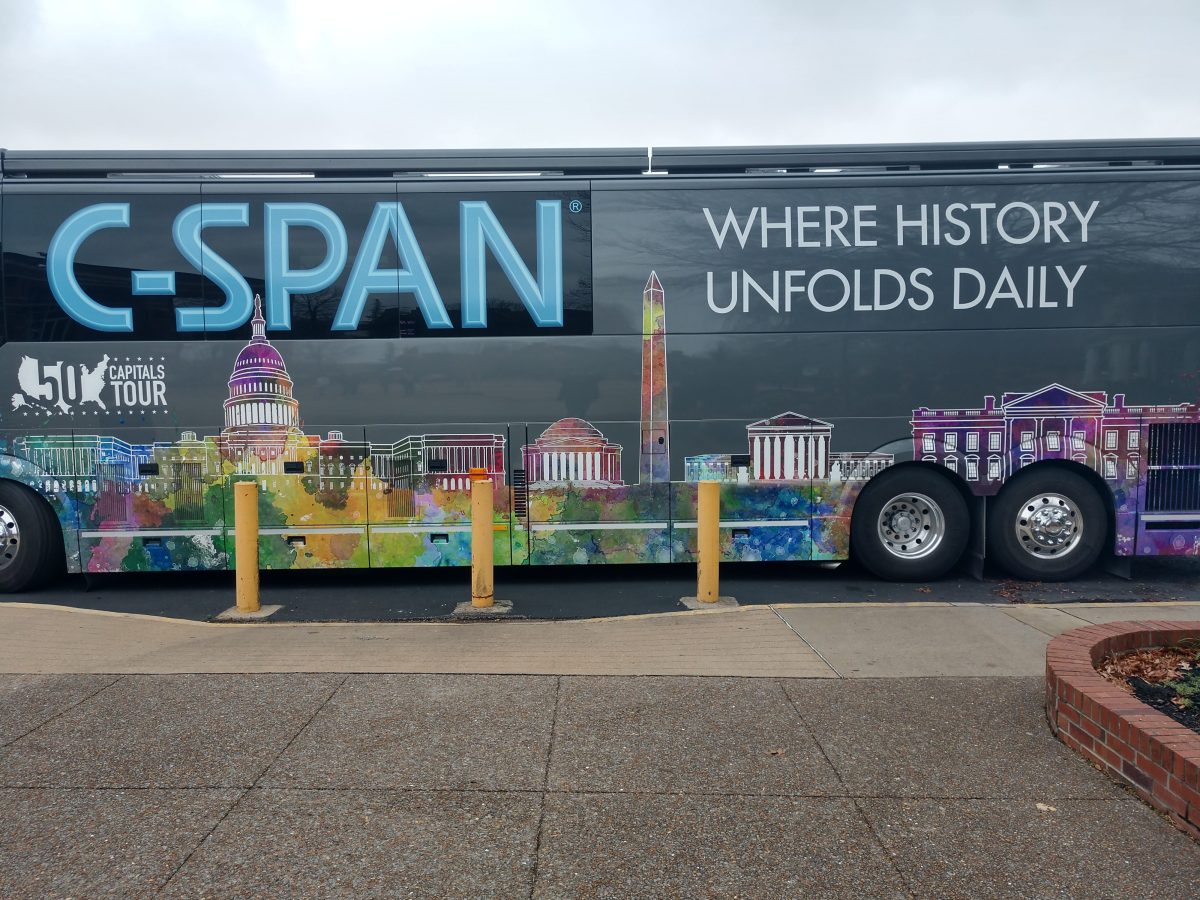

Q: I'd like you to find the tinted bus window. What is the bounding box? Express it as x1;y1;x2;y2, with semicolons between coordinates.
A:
591;177;1200;336
2;180;591;343
2;184;204;343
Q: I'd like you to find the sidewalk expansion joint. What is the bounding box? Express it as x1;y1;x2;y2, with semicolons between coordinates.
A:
851;795;918;899
768;605;842;677
153;673;349;894
154;786;249;893
0;675;123;750
779;678;915;897
527;675;561;900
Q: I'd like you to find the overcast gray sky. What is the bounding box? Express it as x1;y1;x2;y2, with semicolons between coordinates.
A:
1;0;1197;150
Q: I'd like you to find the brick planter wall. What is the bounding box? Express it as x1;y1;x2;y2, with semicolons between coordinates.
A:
1046;621;1200;840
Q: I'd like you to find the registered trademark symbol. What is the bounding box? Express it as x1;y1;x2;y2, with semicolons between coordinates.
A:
568;199;583;214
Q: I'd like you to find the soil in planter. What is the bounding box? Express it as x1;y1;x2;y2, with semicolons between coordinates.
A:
1098;642;1200;737
1129;677;1200;735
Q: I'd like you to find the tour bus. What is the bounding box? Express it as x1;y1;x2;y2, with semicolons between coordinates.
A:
0;140;1197;594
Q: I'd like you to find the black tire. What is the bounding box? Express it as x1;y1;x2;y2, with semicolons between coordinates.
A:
0;480;63;593
987;468;1106;581
851;467;970;581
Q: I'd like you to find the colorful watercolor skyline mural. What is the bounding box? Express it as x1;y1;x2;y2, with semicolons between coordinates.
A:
6;271;1200;575
913;386;1200;556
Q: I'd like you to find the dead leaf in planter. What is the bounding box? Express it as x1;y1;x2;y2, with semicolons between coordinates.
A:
1098;647;1194;687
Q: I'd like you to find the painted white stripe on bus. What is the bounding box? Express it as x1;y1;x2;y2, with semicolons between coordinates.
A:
530;521;810;531
672;520;811;529
80;529;223;538
368;524;472;533
258;526;366;535
530;522;670;531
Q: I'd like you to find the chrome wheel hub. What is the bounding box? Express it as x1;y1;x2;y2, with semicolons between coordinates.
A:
1014;492;1083;557
0;504;20;572
877;493;945;559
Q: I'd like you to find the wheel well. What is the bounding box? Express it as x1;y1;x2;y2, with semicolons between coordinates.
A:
997;459;1116;547
25;481;62;524
852;460;977;522
0;477;72;568
850;459;1117;569
0;476;53;513
849;461;982;565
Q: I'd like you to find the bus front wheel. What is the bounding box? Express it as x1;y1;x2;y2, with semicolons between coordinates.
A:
986;469;1106;582
0;481;63;593
851;468;970;581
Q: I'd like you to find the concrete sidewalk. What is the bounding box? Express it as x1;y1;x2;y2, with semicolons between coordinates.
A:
2;599;1199;676
2;673;1198;897
3;602;1200;896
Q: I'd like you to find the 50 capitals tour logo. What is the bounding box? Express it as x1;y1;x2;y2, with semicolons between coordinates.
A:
11;354;168;416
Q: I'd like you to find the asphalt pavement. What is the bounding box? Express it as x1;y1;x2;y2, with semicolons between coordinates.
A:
10;556;1200;621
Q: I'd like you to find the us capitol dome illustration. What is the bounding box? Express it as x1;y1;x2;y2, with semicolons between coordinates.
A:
220;294;301;450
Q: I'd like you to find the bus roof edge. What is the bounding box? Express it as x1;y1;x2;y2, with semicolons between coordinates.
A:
652;138;1200;172
0;147;651;178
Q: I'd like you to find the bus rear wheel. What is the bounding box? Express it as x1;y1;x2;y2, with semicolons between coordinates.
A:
986;469;1106;581
851;468;970;581
0;481;62;593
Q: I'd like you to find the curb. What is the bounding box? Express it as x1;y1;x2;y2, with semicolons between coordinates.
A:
1045;620;1200;841
4;598;1200;628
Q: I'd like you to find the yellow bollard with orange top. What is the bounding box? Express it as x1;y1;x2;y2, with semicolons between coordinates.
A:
217;479;280;620
234;480;260;613
695;480;720;603
681;480;737;609
469;467;494;608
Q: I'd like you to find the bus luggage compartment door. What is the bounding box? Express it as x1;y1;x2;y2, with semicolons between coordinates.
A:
668;420;813;563
670;481;813;564
364;423;514;568
225;424;371;570
67;424;229;573
525;419;671;565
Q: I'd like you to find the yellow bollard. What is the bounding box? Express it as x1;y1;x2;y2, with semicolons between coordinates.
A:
470;468;494;608
234;481;260;613
696;480;720;603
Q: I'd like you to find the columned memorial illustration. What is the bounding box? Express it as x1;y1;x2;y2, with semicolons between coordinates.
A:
522;418;623;487
684;413;892;484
